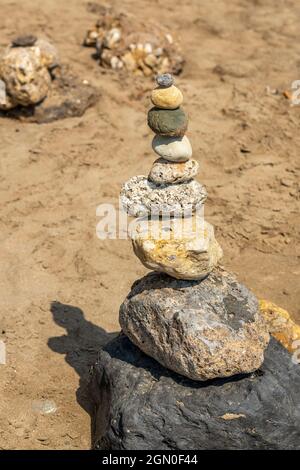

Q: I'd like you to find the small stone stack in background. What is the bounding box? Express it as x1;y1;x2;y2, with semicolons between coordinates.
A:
83;6;184;77
0;35;58;111
0;35;98;123
119;73;270;381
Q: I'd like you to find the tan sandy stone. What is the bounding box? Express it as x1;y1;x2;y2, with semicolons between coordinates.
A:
151;85;183;109
131;217;223;280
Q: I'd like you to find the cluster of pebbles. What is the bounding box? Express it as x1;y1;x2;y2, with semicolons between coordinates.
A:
119;74;270;381
84;8;184;77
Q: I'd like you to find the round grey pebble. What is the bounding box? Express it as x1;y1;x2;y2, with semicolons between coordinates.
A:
156;73;174;88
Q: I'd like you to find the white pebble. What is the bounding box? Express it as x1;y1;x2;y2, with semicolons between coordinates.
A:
32;399;57;415
144;43;153;54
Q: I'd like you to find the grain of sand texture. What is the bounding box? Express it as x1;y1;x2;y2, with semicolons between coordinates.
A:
0;0;299;449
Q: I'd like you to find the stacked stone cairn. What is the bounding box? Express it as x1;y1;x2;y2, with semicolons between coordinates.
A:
0;35;59;111
120;74;270;381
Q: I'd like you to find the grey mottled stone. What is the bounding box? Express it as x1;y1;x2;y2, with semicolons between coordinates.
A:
119;270;270;380
90;334;300;450
156;73;174;87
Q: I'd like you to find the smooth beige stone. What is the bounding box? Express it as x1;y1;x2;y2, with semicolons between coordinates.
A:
131;217;223;280
151;85;183;109
152;135;192;162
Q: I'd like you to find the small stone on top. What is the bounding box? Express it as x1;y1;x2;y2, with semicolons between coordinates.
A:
156;73;174;88
12;35;37;48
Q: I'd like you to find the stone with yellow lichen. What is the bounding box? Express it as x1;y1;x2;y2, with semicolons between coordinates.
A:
130;216;223;280
259;300;300;353
151;85;183;109
0;46;51;108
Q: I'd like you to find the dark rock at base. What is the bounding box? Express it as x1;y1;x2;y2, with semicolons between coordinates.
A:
0;66;99;123
90;334;300;450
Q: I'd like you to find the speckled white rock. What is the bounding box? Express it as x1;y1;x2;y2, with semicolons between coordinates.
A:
148;158;199;184
152;135;192;162
131;218;223;280
0;46;51;106
120;175;207;217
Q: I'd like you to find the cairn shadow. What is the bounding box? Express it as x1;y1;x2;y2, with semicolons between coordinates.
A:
48;301;117;416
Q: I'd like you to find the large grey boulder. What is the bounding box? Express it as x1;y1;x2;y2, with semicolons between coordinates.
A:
90;334;300;450
119;270;270;380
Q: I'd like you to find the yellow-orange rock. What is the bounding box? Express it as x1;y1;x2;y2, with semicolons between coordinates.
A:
151;85;183;109
259;300;300;353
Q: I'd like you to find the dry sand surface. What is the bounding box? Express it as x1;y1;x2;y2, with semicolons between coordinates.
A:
0;0;299;450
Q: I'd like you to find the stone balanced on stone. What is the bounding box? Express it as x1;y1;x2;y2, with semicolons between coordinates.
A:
0;35;59;111
119;73;270;381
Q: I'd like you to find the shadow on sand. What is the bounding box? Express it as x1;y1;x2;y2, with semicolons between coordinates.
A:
48;301;117;417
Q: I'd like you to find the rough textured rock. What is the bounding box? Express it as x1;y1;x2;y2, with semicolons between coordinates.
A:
148;106;188;137
131;218;222;280
0;67;98;123
148;158;199;184
120;175;207;217
152;135;192;162
0;46;51;107
151;85;183;109
119;270;270;380
260;300;300;353
90;334;300;450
